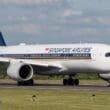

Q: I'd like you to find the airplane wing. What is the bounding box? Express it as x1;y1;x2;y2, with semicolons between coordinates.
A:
0;57;63;73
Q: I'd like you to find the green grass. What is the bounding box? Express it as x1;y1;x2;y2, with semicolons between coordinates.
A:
0;89;110;110
34;73;100;80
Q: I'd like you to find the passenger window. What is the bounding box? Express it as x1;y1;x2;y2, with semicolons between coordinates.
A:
105;53;110;57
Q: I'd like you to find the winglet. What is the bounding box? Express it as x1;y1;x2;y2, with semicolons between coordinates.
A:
0;32;6;46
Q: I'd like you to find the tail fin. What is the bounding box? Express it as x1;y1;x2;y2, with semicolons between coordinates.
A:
0;32;6;46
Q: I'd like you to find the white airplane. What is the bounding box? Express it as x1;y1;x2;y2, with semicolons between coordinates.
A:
0;32;110;86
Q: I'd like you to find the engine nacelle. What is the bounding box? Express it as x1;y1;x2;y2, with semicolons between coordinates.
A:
99;73;110;81
7;60;33;81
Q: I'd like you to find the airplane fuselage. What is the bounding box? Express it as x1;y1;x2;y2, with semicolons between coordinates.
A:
0;43;110;74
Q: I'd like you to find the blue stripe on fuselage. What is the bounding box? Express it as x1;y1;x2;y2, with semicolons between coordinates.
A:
0;53;91;59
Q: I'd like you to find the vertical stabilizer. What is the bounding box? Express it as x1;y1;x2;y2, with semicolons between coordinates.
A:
0;32;6;46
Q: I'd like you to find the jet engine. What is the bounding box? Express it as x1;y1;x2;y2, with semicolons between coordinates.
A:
7;60;33;81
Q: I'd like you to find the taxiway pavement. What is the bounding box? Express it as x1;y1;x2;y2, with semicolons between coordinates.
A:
0;83;109;91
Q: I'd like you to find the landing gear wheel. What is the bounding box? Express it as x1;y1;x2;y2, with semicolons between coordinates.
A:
68;78;74;86
63;78;79;86
63;78;75;86
17;79;34;86
63;79;68;85
74;79;79;86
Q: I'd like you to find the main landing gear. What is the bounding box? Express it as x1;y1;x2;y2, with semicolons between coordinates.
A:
17;79;34;86
63;76;79;86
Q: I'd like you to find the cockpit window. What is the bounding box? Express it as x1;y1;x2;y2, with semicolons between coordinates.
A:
105;53;110;57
